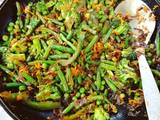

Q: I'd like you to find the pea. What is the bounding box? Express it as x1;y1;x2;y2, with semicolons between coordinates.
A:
96;100;101;105
79;88;85;94
43;11;48;15
102;80;106;85
7;63;14;69
19;85;26;91
42;63;48;69
72;96;77;101
9;22;14;27
7;26;13;32
15;20;20;25
76;92;81;98
147;59;152;65
100;85;105;91
2;35;9;41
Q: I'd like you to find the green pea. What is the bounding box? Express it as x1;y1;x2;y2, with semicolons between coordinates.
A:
42;63;48;69
72;96;77;101
9;22;14;27
79;88;85;94
76;92;81;98
7;26;13;32
19;85;26;91
147;59;152;65
43;11;48;15
102;80;106;85
96;100;101;105
2;35;9;41
7;63;14;69
100;85;105;91
15;20;20;25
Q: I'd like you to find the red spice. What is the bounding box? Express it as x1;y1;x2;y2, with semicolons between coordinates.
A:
71;64;83;76
91;42;104;60
19;65;29;73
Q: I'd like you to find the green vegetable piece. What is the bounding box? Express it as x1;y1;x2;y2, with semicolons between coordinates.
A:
57;67;69;92
60;33;76;51
25;100;61;110
94;107;110;120
2;35;9;41
21;72;37;86
102;28;112;43
79;88;85;94
63;102;75;114
16;2;21;16
85;35;98;53
49;54;70;60
105;79;117;92
19;85;26;91
156;27;160;56
58;32;85;66
51;45;74;54
5;82;24;89
100;63;117;71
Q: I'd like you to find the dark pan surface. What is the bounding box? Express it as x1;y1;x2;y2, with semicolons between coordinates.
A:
0;0;159;120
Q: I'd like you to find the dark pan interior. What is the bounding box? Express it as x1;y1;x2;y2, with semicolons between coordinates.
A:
0;0;160;120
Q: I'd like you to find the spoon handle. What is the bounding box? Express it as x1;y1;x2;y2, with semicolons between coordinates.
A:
138;55;160;120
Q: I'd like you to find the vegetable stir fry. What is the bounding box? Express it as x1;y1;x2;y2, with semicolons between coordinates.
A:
0;0;160;119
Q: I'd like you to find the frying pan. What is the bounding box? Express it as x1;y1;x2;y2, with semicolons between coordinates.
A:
0;0;160;120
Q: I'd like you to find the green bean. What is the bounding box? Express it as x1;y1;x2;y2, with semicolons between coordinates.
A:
25;99;61;110
60;33;76;51
58;35;84;66
114;23;129;35
26;18;40;36
102;28;112;43
100;63;117;71
43;44;52;59
21;72;37;86
105;79;117;92
36;12;46;23
95;68;102;90
49;19;63;26
62;104;95;120
63;102;75;114
156;27;160;56
85;35;98;53
5;82;24;89
51;45;74;54
16;2;21;16
41;27;62;43
28;60;56;65
33;38;41;54
41;40;48;50
49;54;70;60
67;31;73;40
57;66;69;92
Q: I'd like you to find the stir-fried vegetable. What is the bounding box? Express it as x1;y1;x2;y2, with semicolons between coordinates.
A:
0;0;159;119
